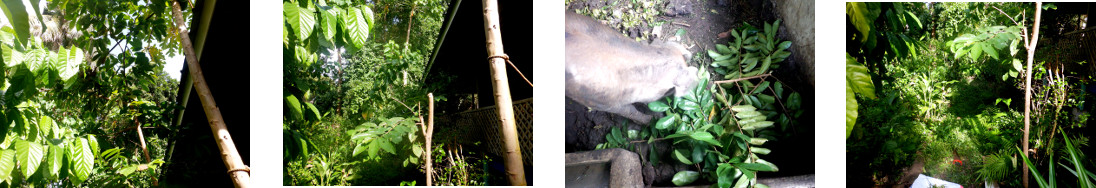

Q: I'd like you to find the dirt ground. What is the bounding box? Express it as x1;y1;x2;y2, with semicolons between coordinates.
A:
565;0;816;185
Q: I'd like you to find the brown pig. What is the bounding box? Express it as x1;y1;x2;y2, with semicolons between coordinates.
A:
565;11;698;125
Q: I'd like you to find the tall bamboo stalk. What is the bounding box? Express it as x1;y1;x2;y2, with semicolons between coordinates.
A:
1022;3;1043;187
171;2;250;187
481;0;526;185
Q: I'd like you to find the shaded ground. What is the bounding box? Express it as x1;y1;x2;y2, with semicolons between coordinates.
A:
564;0;815;185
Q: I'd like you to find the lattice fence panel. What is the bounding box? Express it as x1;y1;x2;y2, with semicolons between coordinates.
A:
436;98;533;166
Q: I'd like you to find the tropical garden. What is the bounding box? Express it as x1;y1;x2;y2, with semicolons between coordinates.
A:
847;2;1096;187
282;0;510;186
0;0;218;187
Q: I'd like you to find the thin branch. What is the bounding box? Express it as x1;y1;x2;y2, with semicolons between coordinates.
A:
712;73;772;85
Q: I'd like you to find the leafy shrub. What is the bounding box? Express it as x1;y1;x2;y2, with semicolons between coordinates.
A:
976;153;1013;182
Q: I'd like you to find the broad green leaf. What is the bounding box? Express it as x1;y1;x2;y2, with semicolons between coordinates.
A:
751;81;770;95
285;2;316;42
87;135;99;157
655;114;677;130
367;139;380;158
0;150;12;182
717;164;735;188
378;138;395;154
788;92;802;110
674;150;693;165
904;11;922;31
982;42;998;60
749;138;768;145
716;44;732;54
38;115;52;138
59;47;82;80
970;42;983;61
284;91;303;121
846;2;880;42
733;175;750;188
741;121;774;131
67;138;93;183
648;100;670;112
846;53;876;99
777;41;792;51
750;147;771;155
708;50;723;59
1010;39;1020;56
304;102;321;121
731;105;756;112
672;170;700;186
294;131;309;156
352;143;367;156
117;164;138;176
15;140;43;178
846;80;858;139
679;100;699;111
320;6;340;40
736;162;777;172
689;132;722;147
1012;58;1023;72
0;0;30;46
344;7;371;48
46;145;62;178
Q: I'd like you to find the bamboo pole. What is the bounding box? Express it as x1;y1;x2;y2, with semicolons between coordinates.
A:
1022;3;1042;187
481;0;526;185
170;2;250;188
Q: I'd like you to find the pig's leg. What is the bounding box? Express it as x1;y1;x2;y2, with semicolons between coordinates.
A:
605;104;653;125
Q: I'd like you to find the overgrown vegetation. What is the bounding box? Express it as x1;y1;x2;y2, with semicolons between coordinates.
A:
0;0;194;186
283;0;502;186
847;2;1094;187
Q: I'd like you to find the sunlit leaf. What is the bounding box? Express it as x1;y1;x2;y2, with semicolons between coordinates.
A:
846;2;880;42
672;170;700;186
285;2;316;42
0;0;30;46
846;53;876;99
344;7;371;48
45;145;62;178
67;138;94;183
15;140;43;178
38;115;52;138
0;150;13;182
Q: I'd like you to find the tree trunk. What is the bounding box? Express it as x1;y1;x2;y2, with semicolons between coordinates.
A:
1022;2;1043;187
421;93;435;186
171;2;250;188
481;0;527;185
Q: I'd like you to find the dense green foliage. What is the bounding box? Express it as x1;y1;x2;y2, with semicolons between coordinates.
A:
847;2;1094;187
283;0;465;185
0;0;188;187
